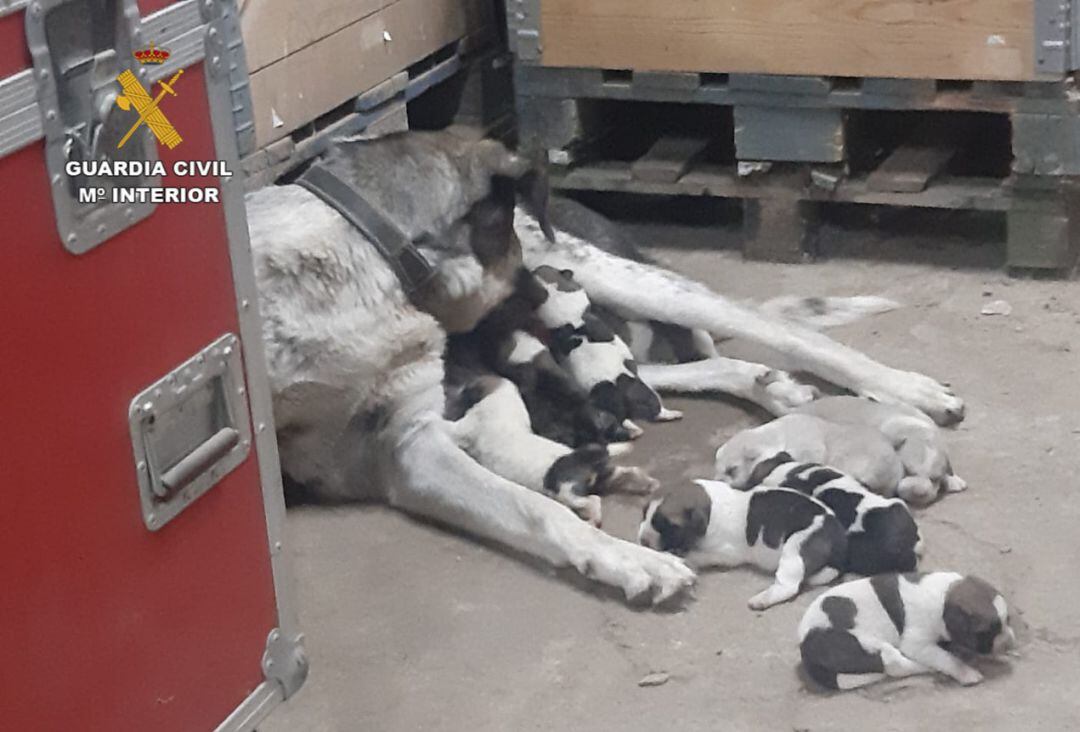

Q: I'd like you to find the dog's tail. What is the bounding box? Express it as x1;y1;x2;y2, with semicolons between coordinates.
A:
758;296;900;330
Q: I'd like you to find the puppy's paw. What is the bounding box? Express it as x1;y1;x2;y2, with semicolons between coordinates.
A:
753;369;818;415
654;407;684;422
954;665;984;686
898;476;938;506
944;475;968;493
862;371;965;426
605;466;660;495
623;420;645;440
576;495;603;527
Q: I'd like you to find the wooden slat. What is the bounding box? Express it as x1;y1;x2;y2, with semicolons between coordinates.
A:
247;0;494;147
241;0;393;73
631;136;710;183
540;0;1036;82
867;145;957;193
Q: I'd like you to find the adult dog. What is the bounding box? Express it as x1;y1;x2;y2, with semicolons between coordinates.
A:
246;130;963;605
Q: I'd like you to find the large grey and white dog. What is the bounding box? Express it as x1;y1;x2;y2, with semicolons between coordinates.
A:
246;130;964;605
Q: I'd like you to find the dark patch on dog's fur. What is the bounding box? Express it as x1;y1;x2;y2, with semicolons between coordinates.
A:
543;444;611;498
799;515;848;575
745;490;827;549
650;483;711;554
581;312;615;343
870;573;907;634
745;451;795;489
800;627;884;690
534;264;582;292
821;595;859;630
780;464;846;494
814;487;863;528
617;373;662;420
846;505;921;574
943;576;1004;655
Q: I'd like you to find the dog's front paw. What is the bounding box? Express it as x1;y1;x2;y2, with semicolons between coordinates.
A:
953;665;984;686
862;370;965;426
605;466;660;495
753;369;818;415
575;539;696;605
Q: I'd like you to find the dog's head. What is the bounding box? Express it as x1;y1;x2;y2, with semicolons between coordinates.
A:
943;575;1016;656
327;131;553;332
638;482;711;555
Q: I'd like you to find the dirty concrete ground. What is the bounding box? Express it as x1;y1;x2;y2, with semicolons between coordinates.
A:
263;209;1080;732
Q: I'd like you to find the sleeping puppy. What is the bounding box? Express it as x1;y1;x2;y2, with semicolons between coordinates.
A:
638;479;847;610
714;414;904;498
798;572;1016;690
532;265;682;436
794;395;966;505
754;458;924;575
447;268;629;446
447;376;657;525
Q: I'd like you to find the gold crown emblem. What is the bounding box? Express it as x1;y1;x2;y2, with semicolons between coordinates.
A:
133;42;170;65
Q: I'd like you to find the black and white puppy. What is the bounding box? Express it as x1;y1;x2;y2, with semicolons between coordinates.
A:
447;376;656;525
638;479;847;610
714;414;905;498
532;265;682;436
447;268;626;447
753;457;924;575
795;395;966;505
798;572;1016;690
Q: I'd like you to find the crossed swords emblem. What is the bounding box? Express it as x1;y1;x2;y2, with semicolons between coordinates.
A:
115;68;184;149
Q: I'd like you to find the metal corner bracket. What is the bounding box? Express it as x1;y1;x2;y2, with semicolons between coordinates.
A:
262;628;309;700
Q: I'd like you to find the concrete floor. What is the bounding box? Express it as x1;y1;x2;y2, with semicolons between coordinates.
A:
263;217;1080;732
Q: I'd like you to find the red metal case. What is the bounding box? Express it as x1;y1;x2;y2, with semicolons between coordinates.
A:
0;1;304;730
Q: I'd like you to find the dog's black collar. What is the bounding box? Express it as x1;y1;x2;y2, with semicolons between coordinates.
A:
296;162;436;296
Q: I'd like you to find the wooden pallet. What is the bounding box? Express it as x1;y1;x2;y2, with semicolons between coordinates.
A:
513;68;1080;275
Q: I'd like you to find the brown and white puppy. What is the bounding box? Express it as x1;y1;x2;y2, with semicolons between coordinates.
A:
638;479;847;610
447;376;656;525
798;572;1016;690
714;414;905;498
794;395;966;505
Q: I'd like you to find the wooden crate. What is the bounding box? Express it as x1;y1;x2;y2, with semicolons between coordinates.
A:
536;0;1040;82
240;0;496;147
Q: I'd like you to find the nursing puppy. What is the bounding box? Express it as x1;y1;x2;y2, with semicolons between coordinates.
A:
798;572;1016;690
715;414;904;498
754;458;924;575
638;479;847;610
532;265;682;436
795;395;966;505
447;376;657;525
448;268;630;446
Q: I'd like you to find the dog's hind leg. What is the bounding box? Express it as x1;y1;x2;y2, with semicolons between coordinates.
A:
638;358;817;415
387;413;696;604
518;213;964;425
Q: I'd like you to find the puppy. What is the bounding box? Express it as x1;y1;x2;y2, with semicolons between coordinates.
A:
447;376;656;525
714;414;904;498
795;395;966;505
447;268;629;446
532;265;682;434
798;572;1016;690
638;479;847;610
754;458;924;575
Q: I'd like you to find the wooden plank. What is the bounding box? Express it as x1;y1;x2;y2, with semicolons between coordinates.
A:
247;0;494;147
631;136;710;183
734;106;845;163
867;144;956;193
241;0;394;73
540;0;1036;82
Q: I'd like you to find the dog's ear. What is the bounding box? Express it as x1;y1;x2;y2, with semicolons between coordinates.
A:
475;139;554;241
684;504;709;539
